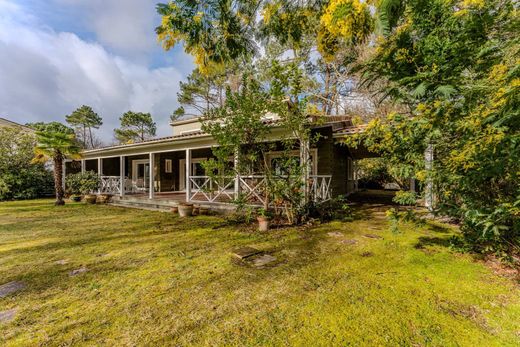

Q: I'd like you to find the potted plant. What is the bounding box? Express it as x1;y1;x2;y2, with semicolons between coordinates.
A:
97;194;112;204
66;173;83;202
257;208;271;232
178;203;194;217
78;171;100;204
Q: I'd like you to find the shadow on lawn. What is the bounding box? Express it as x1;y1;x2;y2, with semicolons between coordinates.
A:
415;235;453;249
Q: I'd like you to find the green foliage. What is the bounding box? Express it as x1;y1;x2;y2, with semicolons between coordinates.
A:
33;123;82;205
66;171;100;196
114;111;157;144
393;190;417;206
65;105;103;149
353;0;519;254
156;0;258;74
0;127;53;200
27;121;74;134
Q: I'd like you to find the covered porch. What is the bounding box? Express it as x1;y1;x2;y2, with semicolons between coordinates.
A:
66;147;334;207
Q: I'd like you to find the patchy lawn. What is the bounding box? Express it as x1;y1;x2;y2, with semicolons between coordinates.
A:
0;200;519;346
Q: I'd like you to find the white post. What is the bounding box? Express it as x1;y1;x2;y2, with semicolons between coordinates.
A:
120;156;125;197
97;157;102;193
149;153;154;200
425;143;434;211
81;160;86;173
300;138;311;203
234;149;240;199
185;148;191;202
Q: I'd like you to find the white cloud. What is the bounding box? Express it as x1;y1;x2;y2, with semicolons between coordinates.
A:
0;0;187;141
54;0;160;56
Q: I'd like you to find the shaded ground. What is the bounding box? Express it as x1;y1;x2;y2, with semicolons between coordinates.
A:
0;200;519;346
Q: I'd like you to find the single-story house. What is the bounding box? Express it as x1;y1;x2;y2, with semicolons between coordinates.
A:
65;115;370;211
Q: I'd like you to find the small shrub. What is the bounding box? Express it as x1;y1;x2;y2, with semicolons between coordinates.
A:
393;190;417;206
66;171;100;195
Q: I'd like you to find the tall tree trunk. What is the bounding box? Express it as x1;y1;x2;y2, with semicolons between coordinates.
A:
54;153;65;206
83;125;87;149
88;127;94;149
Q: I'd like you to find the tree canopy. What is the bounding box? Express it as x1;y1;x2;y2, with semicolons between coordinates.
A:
65;105;103;149
114;111;157;144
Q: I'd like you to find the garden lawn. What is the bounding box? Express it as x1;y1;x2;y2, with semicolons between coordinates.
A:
0;200;519;346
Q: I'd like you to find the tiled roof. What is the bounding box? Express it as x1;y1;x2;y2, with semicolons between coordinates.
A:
83;130;209;153
83;117;365;153
333;124;368;136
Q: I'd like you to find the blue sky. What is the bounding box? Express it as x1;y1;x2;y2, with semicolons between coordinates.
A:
0;0;194;142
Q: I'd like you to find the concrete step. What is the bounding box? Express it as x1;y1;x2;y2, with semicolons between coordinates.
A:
109;196;238;214
108;199;176;212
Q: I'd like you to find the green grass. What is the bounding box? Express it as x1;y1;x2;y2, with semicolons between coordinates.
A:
0;200;519;346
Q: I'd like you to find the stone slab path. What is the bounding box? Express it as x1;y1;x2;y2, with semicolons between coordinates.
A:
0;281;25;298
232;247;262;259
0;309;17;323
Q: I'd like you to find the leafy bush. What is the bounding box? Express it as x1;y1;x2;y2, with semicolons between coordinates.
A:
66;171;100;195
0;127;54;201
393;191;417;206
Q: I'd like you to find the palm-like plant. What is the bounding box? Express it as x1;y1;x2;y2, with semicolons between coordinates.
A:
33;130;81;205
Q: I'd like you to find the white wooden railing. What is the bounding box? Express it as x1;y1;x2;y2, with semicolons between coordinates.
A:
189;176;235;203
99;176;122;195
309;175;332;202
188;175;332;205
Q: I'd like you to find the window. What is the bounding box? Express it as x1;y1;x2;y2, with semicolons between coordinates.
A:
165;159;173;173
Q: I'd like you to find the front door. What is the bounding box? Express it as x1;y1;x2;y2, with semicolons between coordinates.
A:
132;160;150;191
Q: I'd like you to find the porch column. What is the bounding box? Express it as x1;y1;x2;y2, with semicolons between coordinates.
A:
185;148;191;202
234;149;240;199
149;153;154;199
81;160;86;173
97;158;103;193
425;143;434;211
300;138;311;203
120;156;125;197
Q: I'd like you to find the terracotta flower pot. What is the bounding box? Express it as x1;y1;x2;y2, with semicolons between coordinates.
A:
257;216;271;232
171;206;179;214
178;204;193;217
97;194;112;204
84;194;97;204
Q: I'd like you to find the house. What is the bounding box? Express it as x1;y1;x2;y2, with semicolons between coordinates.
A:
0;117;34;132
65;115;369;211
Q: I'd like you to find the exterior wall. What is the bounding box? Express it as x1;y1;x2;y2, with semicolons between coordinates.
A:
101;157;120;176
314;126;355;197
65;161;81;175
85;159;98;173
171;119;202;136
156;151;184;192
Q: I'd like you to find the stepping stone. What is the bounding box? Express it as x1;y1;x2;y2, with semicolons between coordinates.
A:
232;247;262;259
252;254;277;267
327;232;344;237
55;259;68;265
363;234;383;239
340;239;358;245
69;267;88;276
0;281;25;298
0;309;17;323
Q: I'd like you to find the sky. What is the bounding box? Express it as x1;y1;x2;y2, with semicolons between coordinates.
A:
0;0;195;141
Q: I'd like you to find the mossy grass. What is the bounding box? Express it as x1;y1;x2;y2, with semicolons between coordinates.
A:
0;200;518;346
